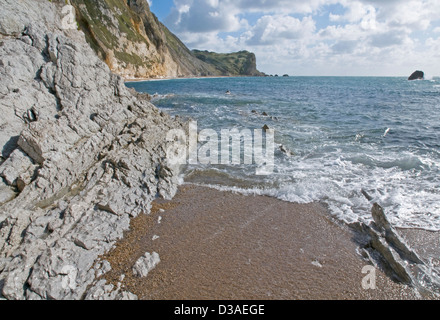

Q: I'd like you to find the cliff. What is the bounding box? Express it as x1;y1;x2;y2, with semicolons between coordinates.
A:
71;0;262;79
192;50;265;77
0;0;183;300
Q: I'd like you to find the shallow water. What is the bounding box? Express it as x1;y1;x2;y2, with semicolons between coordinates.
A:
126;77;440;230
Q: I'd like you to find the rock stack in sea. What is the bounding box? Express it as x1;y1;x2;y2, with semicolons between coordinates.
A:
408;70;424;81
0;0;184;300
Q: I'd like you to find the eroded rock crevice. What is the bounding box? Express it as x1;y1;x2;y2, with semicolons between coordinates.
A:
0;0;185;300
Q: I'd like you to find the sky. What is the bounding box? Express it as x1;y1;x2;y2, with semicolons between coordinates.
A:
147;0;440;76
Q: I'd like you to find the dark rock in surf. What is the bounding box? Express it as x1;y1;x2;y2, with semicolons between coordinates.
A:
279;145;294;157
408;71;424;81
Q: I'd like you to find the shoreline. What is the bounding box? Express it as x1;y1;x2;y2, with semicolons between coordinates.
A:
123;75;255;83
123;76;440;82
3;0;439;302
100;184;429;300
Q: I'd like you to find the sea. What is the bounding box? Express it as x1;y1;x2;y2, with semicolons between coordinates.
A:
126;77;440;231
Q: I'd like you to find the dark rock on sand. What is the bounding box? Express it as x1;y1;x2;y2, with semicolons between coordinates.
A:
355;203;440;296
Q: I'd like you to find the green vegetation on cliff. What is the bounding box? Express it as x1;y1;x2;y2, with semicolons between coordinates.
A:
72;0;157;72
192;50;264;76
70;0;263;78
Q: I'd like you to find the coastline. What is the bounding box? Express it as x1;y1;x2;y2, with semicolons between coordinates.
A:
123;75;261;83
100;185;426;300
2;0;439;303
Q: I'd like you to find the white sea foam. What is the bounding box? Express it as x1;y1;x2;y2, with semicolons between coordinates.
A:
184;149;440;231
129;76;440;231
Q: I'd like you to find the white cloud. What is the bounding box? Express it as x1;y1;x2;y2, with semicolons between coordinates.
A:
369;31;408;48
166;0;245;33
244;15;316;46
330;1;374;23
164;0;440;75
225;0;338;14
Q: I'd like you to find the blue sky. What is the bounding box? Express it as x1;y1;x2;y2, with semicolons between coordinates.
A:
148;0;174;21
148;0;440;76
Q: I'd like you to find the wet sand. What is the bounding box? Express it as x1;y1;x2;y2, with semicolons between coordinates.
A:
101;185;422;300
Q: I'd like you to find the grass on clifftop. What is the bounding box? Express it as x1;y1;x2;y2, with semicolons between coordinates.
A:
192;50;261;76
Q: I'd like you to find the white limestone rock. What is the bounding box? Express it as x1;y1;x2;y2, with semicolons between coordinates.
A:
0;0;185;300
0;180;15;206
132;252;160;278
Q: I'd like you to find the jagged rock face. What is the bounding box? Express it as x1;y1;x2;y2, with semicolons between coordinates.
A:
0;0;184;300
71;0;219;79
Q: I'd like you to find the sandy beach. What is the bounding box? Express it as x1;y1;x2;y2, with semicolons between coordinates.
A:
123;75;253;83
99;185;431;300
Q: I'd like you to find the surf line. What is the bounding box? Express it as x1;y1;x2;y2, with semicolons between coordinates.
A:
166;120;275;175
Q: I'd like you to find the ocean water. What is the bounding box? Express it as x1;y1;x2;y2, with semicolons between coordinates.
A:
126;77;440;231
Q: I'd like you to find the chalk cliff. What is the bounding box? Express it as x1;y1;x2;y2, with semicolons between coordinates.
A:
71;0;263;79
